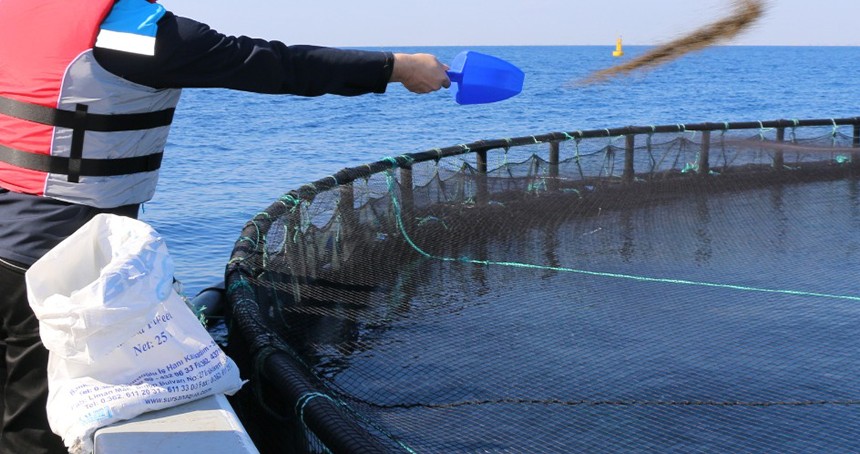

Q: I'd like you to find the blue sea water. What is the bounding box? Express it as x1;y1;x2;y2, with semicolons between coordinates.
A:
140;45;860;295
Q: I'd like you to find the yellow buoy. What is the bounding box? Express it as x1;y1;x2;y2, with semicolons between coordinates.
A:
612;36;624;57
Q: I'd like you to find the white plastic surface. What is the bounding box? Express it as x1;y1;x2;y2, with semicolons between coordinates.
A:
93;394;258;453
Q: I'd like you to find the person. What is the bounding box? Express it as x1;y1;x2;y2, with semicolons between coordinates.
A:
0;0;450;452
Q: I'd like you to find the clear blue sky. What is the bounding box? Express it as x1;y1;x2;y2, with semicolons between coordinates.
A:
158;1;859;47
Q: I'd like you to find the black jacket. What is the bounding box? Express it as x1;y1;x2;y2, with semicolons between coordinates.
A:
0;11;394;266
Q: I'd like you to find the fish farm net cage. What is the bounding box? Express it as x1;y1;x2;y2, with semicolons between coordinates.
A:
224;117;860;453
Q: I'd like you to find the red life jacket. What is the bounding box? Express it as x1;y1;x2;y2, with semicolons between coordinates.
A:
0;0;181;208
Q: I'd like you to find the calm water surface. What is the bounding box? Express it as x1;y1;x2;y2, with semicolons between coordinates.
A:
139;45;860;295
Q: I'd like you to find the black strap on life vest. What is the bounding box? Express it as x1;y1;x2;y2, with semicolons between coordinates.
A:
0;143;163;177
0;96;174;131
0;96;174;182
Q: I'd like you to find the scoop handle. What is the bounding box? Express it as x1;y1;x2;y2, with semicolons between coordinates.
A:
446;70;463;84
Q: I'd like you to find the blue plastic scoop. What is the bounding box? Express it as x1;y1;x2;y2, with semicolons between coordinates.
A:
446;51;524;105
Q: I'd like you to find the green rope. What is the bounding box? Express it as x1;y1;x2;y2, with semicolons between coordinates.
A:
293;393;335;454
296;392;334;420
757;121;775;141
296;391;418;453
645;127;657;169
280;194;301;211
573;137;585;180
831;119;840;147
384;172;860;303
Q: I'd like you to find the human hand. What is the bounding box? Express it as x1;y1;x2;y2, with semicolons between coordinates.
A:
390;53;451;94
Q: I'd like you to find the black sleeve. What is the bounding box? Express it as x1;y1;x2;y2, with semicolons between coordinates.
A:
93;12;394;97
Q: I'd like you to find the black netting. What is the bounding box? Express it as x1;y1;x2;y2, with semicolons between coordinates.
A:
226;118;860;453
